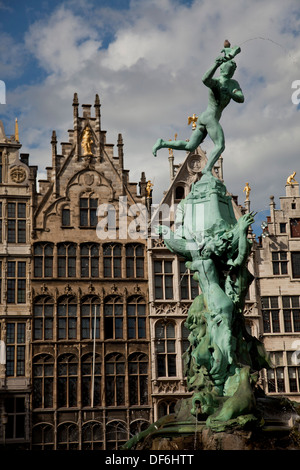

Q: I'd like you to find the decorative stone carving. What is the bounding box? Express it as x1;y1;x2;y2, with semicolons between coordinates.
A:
10;166;26;183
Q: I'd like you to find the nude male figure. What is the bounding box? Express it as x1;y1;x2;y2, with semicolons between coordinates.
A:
152;46;244;175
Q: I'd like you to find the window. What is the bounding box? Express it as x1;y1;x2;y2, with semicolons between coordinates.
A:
180;260;199;299
62;207;70;227
261;296;280;333
130;420;149;438
158;400;177;419
128;353;148;406
290;218;300;237
106;421;127;450
57;354;78;408
57;296;77;340
272;251;288;275
104;296;123;339
105;354;125;406
81;296;100;339
6;322;26;376
154;260;174;299
32;424;54;450
103;243;122;278
282;296;300;332
80;196;98;227
80;243;99;278
181;322;190;372
266;352;285;393
155;321;176;377
57;243;76;277
34;243;53;277
287;351;300;393
7;261;26;304
175;185;185;200
126;244;144;278
279;223;286;233
291;252;300;278
33;296;54;340
57;423;79;450
82;422;103;450
127;296;146;339
5;396;26;440
81;353;101;407
0;152;2;183
7;202;26;243
33;355;54;409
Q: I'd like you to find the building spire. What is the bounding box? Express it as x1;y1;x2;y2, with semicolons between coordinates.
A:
15;118;19;142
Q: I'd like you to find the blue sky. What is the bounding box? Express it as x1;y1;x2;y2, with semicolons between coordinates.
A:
1;0;300;238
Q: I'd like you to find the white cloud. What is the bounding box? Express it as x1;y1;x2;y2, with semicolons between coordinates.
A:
4;0;300;220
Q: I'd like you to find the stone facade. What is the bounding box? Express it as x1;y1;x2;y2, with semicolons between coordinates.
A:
0;119;37;448
0;95;299;450
254;182;300;403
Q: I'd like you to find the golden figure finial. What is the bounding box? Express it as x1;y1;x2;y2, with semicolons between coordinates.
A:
168;133;177;157
146;180;153;198
287;171;298;185
188;113;198;130
81;127;93;155
15;118;19;142
243;182;251;201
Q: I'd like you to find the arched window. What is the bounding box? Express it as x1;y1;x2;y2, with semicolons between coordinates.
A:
105;353;125;406
82;421;103;450
127;296;146;339
81;353;101;407
33;296;54;340
32;354;54;409
106;421;127;450
57;422;78;450
57;243;76;277
57;296;77;340
130;420;149;438
155;321;176;377
57;354;78;408
158;400;177;419
104;296;123;339
128;353;148;406
125;244;144;278
34;243;53;277
80;243;99;277
81;296;100;339
79;195;98;227
32;423;54;450
103;243;122;278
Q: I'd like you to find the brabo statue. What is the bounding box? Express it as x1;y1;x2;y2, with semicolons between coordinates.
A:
123;42;297;450
151;41;272;431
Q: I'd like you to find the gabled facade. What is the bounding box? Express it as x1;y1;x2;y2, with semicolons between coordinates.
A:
30;94;151;450
255;180;300;403
0;119;37;448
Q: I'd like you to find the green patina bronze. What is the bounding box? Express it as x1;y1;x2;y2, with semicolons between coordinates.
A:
122;42;274;450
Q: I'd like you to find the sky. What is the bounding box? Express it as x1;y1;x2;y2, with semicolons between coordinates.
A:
1;0;300;237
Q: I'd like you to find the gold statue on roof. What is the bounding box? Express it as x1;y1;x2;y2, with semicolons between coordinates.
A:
81;127;93;155
287;171;298;185
243;182;251;201
146;180;153;198
188;113;198;130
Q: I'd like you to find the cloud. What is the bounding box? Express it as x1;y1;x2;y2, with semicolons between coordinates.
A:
3;0;300;219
